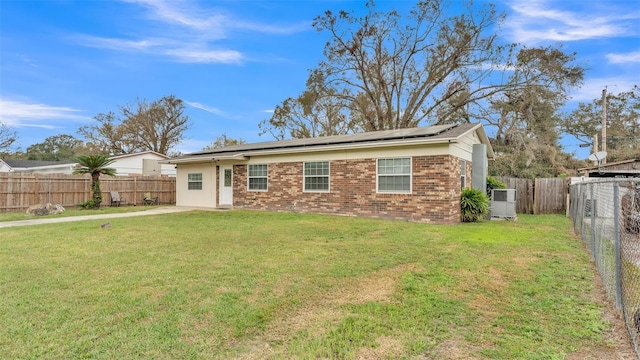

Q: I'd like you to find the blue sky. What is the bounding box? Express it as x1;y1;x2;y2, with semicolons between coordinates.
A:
1;0;638;159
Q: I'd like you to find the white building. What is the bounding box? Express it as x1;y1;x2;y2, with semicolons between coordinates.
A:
0;151;176;177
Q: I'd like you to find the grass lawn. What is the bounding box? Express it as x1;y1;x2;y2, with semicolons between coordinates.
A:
0;211;630;359
0;205;160;222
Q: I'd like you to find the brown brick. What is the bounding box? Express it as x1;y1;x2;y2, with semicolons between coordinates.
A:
230;156;467;224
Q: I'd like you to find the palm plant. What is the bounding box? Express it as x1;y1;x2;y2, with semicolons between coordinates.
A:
73;155;116;209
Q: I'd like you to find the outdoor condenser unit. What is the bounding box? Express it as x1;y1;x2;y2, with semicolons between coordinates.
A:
491;189;517;219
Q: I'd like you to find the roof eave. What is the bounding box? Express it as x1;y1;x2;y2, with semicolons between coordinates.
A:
161;154;249;164
466;123;495;160
165;137;464;164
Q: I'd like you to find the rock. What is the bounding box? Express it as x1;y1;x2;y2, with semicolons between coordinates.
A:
26;203;65;216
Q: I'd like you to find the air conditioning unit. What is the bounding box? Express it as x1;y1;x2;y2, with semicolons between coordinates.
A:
491;189;517;219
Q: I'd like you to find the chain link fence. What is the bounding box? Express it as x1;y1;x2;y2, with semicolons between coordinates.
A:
569;178;640;358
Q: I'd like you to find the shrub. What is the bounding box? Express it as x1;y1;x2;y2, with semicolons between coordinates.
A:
486;176;506;198
461;188;489;222
77;200;97;209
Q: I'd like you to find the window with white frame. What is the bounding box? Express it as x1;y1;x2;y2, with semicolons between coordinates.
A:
248;164;268;191
460;160;467;189
304;161;329;192
377;158;411;193
187;173;203;190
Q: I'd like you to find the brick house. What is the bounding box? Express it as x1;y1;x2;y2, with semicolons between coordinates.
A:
163;123;494;224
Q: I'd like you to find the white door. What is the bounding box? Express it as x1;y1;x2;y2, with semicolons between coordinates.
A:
219;166;233;206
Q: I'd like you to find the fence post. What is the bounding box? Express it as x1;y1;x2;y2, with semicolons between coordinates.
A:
590;183;596;260
613;183;622;309
580;184;585;236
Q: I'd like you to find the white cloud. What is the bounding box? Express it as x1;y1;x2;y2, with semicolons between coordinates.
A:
185;101;224;115
75;34;243;64
127;0;308;35
568;77;639;103
0;98;90;129
75;0;308;64
165;48;242;64
128;0;227;33
261;109;274;114
606;51;640;64
504;0;637;44
75;35;159;51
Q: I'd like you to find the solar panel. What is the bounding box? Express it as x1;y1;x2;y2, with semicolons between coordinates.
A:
190;123;461;156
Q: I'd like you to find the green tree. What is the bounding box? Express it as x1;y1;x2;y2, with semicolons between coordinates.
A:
562;86;640;162
78;95;190;155
486;46;584;178
203;133;247;150
72;155;116;209
26;134;85;161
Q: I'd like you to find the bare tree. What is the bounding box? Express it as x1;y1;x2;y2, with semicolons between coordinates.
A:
264;0;516;138
260;70;360;139
78;95;190;155
0;121;18;155
203;133;247;150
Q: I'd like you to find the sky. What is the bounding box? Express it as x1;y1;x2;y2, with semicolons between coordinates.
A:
1;0;639;159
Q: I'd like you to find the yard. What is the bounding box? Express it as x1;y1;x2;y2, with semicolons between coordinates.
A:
0;211;635;359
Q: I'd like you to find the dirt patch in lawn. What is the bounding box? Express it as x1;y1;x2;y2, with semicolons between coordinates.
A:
353;336;404;359
233;260;638;359
271;263;418;337
332;263;419;305
234;263;418;358
567;273;637;360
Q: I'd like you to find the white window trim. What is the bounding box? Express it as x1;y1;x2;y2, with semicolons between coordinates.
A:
187;173;203;191
460;159;467;189
247;164;268;192
303;161;330;193
376;157;412;194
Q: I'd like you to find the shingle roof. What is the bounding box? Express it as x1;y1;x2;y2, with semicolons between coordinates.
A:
190;123;461;156
166;123;492;165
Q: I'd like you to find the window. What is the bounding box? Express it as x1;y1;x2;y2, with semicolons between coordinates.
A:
460;160;467;189
224;168;232;187
377;158;411;193
188;173;202;190
304;161;329;192
248;164;268;191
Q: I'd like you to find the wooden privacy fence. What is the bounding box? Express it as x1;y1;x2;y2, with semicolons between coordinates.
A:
496;177;569;214
0;173;176;212
495;177;534;214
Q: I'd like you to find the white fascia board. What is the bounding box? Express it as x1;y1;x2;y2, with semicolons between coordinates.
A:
160;157;215;165
162;134;483;165
161;154;248;164
29;164;77;170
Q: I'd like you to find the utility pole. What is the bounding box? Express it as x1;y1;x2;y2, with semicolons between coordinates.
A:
601;88;607;164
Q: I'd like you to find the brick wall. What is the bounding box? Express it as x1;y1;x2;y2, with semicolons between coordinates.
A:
231;155;465;224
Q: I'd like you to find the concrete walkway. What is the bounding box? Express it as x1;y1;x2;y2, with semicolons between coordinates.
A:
0;206;219;229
